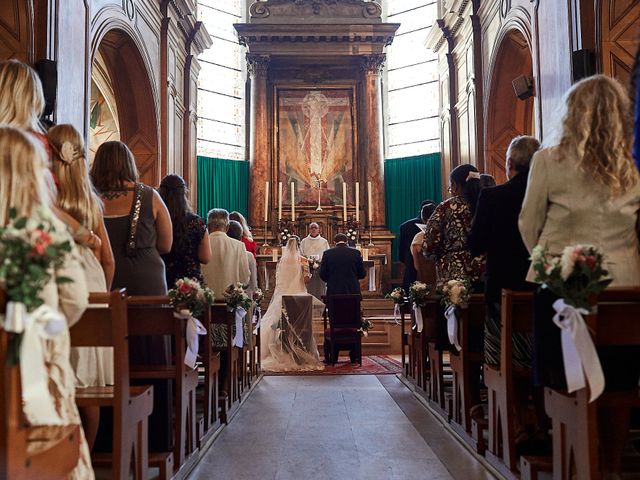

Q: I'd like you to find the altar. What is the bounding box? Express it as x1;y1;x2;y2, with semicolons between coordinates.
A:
236;1;399;298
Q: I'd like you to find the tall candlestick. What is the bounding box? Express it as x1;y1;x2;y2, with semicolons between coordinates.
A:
272;248;278;262
355;182;360;222
368;181;373;223
278;182;282;220
342;183;347;220
291;182;295;221
264;181;269;222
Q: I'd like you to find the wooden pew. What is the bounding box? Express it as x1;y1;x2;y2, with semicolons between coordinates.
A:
448;294;486;453
484;290;534;478
544;288;640;480
71;290;154;480
406;304;429;394
197;304;220;448
127;296;200;479
423;298;450;419
211;303;239;422
0;291;81;480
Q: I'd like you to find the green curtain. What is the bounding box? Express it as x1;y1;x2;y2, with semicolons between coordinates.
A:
384;153;442;260
197;156;249;219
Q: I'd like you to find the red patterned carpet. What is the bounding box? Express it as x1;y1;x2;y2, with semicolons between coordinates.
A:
263;355;402;376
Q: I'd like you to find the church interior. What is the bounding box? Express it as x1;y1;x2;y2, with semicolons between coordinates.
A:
1;0;640;479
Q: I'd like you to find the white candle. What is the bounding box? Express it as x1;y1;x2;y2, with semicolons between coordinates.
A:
291;182;295;221
264;181;269;222
278;182;282;220
355;182;360;222
355;244;362;252
368;181;373;223
272;248;278;262
363;248;369;261
342;183;347;220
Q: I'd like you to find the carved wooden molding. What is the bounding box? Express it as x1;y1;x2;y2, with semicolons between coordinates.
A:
249;0;382;22
247;54;271;76
360;53;385;74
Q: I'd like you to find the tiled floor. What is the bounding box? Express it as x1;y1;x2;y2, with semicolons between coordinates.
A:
188;375;496;480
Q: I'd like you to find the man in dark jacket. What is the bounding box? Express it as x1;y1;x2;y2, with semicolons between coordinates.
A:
319;233;366;297
398;200;436;291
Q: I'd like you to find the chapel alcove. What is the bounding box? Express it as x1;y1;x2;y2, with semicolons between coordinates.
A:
485;29;535;184
91;29;159;185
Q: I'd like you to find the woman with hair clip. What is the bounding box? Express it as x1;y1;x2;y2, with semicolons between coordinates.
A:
229;211;257;257
519;74;640;478
0;126;94;479
158;174;211;287
48;124;116;450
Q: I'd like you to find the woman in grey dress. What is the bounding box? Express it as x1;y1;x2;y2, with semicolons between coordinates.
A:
90;140;174;452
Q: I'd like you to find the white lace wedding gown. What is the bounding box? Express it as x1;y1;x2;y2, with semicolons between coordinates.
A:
260;238;324;372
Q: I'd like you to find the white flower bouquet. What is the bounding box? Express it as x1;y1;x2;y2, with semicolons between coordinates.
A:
409;281;430;307
224;282;252;311
386;287;406;304
168;277;214;317
440;279;470;309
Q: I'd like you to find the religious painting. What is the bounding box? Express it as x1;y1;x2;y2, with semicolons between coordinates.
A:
276;87;356;206
89;52;121;163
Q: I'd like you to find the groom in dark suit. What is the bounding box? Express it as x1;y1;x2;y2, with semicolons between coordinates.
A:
319;233;366;297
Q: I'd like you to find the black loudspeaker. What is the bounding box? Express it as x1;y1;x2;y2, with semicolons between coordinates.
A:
34;59;57;117
512;75;534;100
572;49;596;83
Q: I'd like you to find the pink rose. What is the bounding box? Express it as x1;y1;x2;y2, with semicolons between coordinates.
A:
585;255;597;270
31;230;52;256
179;283;193;295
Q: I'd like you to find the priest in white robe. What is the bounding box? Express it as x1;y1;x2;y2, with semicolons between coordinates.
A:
299;222;330;299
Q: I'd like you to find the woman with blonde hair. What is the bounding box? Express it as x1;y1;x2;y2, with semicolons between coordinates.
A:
519;74;640;476
0;126;94;478
229;211;257;257
0;59;45;134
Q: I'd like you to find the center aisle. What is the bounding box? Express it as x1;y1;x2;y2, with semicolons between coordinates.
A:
188;375;495;480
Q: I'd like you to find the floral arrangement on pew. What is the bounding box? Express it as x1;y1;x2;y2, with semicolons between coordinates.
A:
358;318;374;337
168;278;214;368
531;244;611;402
439;279;471;352
0;207;74;423
386;287;406;325
408;282;430;333
252;288;265;334
224;283;252;348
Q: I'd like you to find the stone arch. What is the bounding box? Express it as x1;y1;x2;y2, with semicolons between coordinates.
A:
90;26;159;185
484;28;535;183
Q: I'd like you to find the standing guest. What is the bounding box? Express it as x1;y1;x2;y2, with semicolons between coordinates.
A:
90;140;173;453
230;211;257;258
423;164;484;288
201;209;250;395
48;124;116;450
0;126;94;478
399;200;435;291
300;222;330;299
519;75;640;476
469;135;541;450
480;173;496;188
410;202;438;286
158;174;211;287
320;233;367;298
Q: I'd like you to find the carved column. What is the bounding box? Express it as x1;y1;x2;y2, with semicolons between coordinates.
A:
361;54;386;228
247;54;270;226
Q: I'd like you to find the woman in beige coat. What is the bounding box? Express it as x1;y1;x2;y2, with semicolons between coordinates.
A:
519;75;640;477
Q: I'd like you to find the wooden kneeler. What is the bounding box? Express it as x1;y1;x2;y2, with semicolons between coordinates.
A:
127;297;200;478
484;290;535;477
0;291;81;480
71;290;154;480
448;294;485;453
544;288;640;480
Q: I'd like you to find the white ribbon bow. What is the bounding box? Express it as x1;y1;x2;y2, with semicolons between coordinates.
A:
393;303;401;325
368;266;376;292
446;305;462;351
174;310;207;370
232;306;246;348
252;307;262;335
412;303;423;333
2;302;66;425
552;299;605;402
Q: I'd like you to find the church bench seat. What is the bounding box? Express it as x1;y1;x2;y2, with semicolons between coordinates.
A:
126;296;201;478
210;303;240;422
70;290;154;480
544;288;640;480
422;298;451;419
196;305;220;446
484;290;535;475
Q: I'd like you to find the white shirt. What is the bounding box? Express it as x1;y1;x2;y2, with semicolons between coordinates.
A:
300;234;330;259
201;231;250;300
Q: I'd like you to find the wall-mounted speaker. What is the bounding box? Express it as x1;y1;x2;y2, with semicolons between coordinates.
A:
572;49;596;83
34;59;57;117
512;75;534;100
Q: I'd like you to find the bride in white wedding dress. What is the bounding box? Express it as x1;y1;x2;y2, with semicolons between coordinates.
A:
260;237;325;372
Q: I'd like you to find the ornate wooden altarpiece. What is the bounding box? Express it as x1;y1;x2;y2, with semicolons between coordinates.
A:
235;0;399;296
